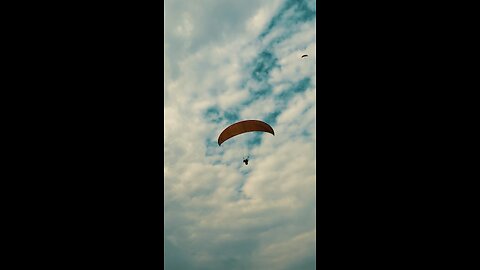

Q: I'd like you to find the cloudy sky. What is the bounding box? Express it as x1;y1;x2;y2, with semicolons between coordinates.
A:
164;0;316;269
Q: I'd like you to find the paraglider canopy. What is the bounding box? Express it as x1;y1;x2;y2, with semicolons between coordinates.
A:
301;54;308;58
218;120;274;146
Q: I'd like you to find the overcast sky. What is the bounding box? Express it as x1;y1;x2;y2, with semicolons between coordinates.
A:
164;0;316;269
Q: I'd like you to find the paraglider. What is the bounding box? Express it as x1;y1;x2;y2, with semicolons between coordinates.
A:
218;120;274;165
301;54;308;58
218;120;274;146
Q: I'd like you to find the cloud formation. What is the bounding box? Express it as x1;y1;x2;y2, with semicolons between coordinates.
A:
165;0;316;269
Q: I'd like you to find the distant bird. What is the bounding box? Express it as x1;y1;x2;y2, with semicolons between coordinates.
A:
301;54;308;58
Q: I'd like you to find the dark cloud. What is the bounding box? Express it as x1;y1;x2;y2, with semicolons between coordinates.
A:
164;238;195;269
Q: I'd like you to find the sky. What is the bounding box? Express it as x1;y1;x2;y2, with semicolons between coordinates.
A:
164;0;316;269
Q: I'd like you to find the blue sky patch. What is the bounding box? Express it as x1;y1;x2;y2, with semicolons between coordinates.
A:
205;106;222;123
276;77;311;101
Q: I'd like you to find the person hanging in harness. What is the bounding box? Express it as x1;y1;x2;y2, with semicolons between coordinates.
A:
243;156;249;165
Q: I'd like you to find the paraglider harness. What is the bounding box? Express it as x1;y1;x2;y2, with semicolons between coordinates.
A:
243;156;249;165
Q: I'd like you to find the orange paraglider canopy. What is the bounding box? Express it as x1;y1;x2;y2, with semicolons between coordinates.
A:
218;120;274;146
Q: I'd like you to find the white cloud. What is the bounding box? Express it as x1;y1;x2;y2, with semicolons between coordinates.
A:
252;229;316;270
246;0;284;36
